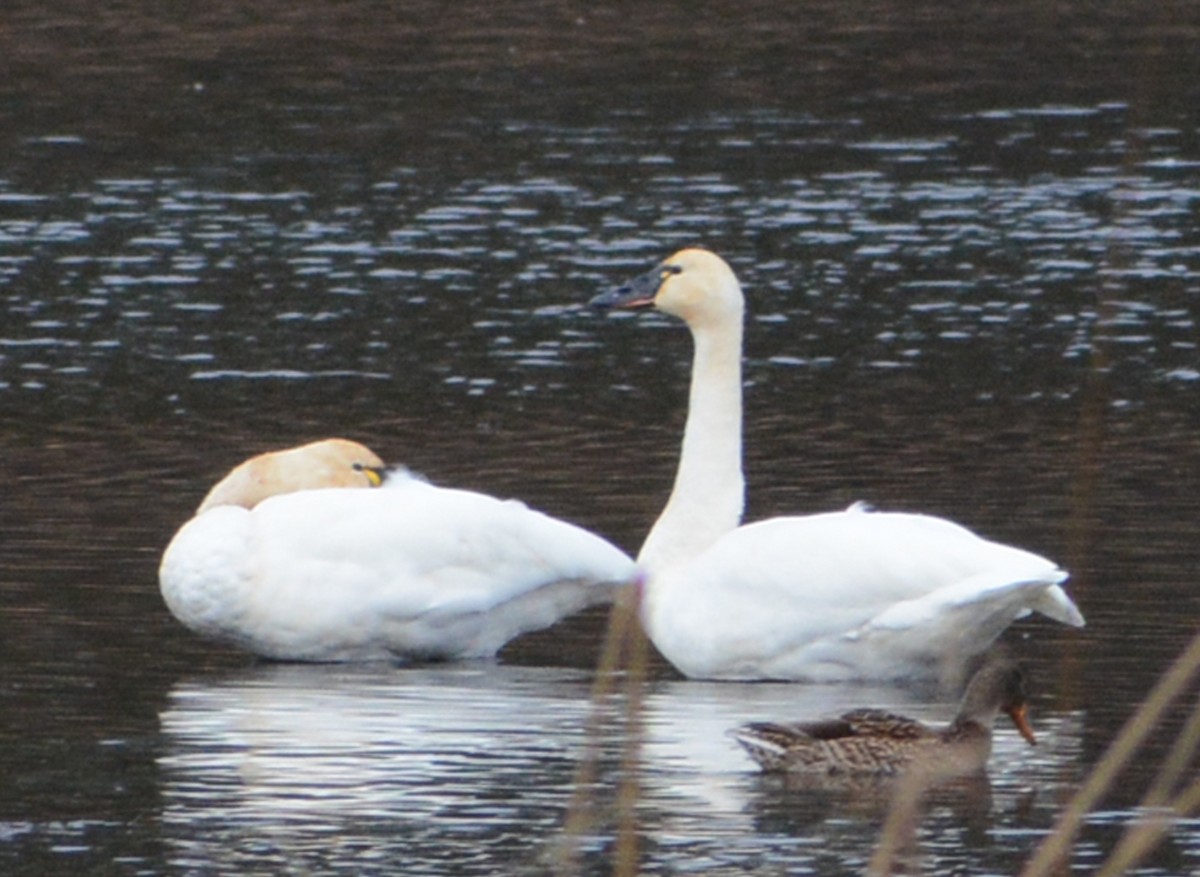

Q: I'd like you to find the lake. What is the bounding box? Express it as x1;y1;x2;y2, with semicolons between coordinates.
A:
2;1;1199;874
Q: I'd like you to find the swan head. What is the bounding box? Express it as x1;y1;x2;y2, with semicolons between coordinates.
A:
591;248;744;330
195;438;387;514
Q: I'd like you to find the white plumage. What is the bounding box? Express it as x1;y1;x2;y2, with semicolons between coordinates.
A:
159;439;634;661
593;248;1084;681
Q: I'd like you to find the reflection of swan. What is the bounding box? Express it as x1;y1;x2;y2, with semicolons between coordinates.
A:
157;665;1085;874
155;667;893;841
159;439;634;661
592;249;1084;681
157;665;601;871
730;660;1036;775
158;665;595;819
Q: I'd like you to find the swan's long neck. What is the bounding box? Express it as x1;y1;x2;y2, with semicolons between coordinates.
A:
638;315;745;572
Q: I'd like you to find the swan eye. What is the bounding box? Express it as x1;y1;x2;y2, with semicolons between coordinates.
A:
660;264;683;281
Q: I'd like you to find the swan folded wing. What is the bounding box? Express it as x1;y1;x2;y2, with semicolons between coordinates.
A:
858;567;1083;636
254;480;631;617
736;511;1068;610
645;509;1079;679
257;482;630;596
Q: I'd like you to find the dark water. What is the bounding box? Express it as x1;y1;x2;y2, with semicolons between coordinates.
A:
3;1;1199;874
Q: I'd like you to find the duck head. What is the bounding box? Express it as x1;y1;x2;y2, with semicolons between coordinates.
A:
959;659;1038;746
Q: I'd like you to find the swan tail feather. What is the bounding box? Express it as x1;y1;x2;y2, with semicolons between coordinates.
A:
1028;582;1086;627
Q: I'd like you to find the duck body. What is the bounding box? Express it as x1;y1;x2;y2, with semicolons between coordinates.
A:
594;249;1084;682
731;660;1036;775
733;709;949;775
160;441;634;662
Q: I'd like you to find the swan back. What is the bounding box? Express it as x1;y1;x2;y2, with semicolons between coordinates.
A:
196;438;384;513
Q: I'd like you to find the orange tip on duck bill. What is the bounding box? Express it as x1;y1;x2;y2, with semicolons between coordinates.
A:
1007;703;1037;746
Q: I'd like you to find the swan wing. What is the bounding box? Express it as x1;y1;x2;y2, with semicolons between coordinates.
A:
643;508;1080;680
160;476;633;660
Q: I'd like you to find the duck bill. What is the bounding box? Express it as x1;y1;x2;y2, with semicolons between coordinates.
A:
1007;703;1037;746
589;266;665;310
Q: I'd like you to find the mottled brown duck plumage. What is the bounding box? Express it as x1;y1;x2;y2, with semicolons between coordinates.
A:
730;660;1036;775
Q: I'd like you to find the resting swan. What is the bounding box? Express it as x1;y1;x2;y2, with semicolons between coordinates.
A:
591;248;1084;681
159;439;635;662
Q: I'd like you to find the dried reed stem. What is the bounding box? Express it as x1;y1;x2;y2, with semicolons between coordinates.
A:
866;767;928;876
1019;630;1200;877
1092;689;1200;877
613;612;649;877
553;583;640;876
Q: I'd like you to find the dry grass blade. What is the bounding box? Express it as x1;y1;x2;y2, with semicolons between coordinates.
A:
1019;630;1200;877
613;612;649;877
1091;690;1200;877
1140;683;1200;810
553;582;641;877
866;766;931;876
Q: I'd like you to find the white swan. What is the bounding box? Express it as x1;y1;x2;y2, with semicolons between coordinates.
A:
159;439;635;662
591;248;1084;681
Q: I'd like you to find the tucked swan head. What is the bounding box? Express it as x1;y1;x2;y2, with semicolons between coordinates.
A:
590;248;744;330
195;438;386;513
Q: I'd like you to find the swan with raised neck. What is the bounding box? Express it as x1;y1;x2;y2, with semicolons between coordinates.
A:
595;249;746;572
593;248;1084;681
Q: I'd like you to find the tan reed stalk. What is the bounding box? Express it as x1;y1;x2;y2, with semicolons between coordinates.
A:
1091;688;1200;877
1140;683;1200;809
553;582;640;877
866;766;929;876
1094;772;1200;877
1019;630;1200;877
613;609;649;877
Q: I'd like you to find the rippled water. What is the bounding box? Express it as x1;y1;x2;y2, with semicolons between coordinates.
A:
151;666;1087;876
2;1;1199;875
2;112;1198;413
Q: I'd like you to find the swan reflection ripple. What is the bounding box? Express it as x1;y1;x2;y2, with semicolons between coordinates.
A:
158;664;1083;874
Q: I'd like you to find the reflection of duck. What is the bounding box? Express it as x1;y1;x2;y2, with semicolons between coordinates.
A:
731;660;1036;775
592;249;1084;681
159;439;634;661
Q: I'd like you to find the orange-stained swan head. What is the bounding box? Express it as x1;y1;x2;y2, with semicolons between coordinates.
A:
196;438;386;513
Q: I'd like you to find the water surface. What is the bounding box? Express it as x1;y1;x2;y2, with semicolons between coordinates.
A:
2;1;1199;874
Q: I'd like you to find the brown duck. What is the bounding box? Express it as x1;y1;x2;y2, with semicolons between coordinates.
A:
730;660;1037;775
